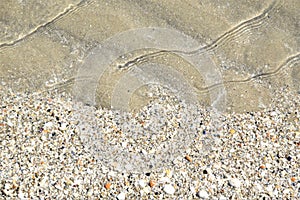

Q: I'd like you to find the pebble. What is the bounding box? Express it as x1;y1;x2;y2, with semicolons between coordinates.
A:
138;180;146;188
104;182;111;190
165;169;173;177
43;121;53;129
159;177;171;183
117;192;126;200
219;195;227;200
265;163;272;168
87;189;93;197
143;187;150;194
185;155;192;162
290;177;296;182
190;186;196;194
198;190;209;199
163;184;175;195
149;180;156;188
229;178;242;188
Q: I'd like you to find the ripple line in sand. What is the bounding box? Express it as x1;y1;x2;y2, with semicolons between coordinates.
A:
0;0;91;49
117;0;282;69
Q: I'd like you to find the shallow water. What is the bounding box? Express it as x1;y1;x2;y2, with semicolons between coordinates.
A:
0;0;299;113
0;0;299;175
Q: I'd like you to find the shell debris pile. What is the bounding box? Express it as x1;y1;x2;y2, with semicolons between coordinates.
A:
0;86;299;199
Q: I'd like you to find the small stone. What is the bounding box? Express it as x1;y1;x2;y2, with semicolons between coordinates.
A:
286;156;292;161
163;184;175;195
43;122;53;129
254;183;263;192
160;177;170;183
260;165;266;169
291;177;296;182
55;183;63;190
104;182;111;190
266;185;273;195
165;169;173;177
265;163;272;168
149;148;156;154
190;186;196;194
229;128;236;134
219;195;227;200
87;189;93;197
138;180;146;188
229;178;242;188
141;149;147;155
198;190;209;199
283;189;290;194
3;189;14;196
41;135;47;141
117;192;126;200
185;155;192;162
149;180;155;187
73;179;82;185
18;192;26;199
143;187;150;194
40;177;47;187
107;171;117;177
7;121;13;127
60;122;68;130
